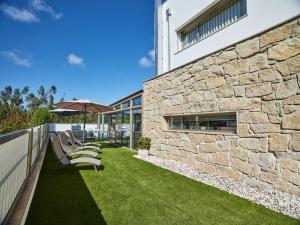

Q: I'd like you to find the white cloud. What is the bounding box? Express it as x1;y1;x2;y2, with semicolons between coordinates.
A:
68;54;85;68
0;3;39;23
139;49;155;68
1;50;32;67
148;49;155;61
138;57;153;68
31;0;62;20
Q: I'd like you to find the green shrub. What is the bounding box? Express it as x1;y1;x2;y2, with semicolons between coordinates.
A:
31;108;50;126
137;137;151;150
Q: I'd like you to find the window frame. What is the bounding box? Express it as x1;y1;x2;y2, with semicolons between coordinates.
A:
177;0;247;51
166;112;237;134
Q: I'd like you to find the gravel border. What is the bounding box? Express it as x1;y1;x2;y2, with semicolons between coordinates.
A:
135;155;300;219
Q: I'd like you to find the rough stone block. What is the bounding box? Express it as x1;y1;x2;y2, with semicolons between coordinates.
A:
262;101;283;116
269;134;289;152
215;166;241;180
236;38;259;58
249;54;269;72
276;54;300;76
206;77;225;89
273;79;299;100
231;147;248;161
280;158;298;172
281;169;300;186
259;172;279;184
238;138;268;152
291;132;300;151
260;21;295;47
245;83;273;97
223;59;249;76
258;68;282;83
239;112;269;124
199;143;219;153
232;158;261;177
251;124;281;134
209;65;224;76
197;162;216;173
282;111;300;130
217;86;234;98
234;86;245;97
238;124;250;137
268;36;300;61
239;73;258;85
216;50;237;64
210;152;229;166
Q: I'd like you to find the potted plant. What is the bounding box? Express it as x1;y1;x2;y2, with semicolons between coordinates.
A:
137;136;151;156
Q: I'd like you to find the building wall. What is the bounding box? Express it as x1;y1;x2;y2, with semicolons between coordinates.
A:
144;17;300;196
156;0;300;74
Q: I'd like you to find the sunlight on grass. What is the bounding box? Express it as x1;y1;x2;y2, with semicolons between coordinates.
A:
25;142;299;225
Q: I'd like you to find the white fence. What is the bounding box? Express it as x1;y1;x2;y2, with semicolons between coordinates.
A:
49;123;108;139
0;124;49;224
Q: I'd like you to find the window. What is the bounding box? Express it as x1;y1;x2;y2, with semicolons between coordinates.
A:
113;104;121;110
168;113;237;133
132;96;142;106
180;0;247;49
122;101;130;109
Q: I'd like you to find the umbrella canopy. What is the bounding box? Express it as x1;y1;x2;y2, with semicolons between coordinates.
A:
54;100;112;130
49;108;82;116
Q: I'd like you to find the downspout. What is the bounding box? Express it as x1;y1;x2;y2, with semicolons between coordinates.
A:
166;8;172;71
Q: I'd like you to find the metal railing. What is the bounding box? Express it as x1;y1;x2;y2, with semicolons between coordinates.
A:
0;124;49;224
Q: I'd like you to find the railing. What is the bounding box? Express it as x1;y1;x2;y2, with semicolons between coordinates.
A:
0;124;49;224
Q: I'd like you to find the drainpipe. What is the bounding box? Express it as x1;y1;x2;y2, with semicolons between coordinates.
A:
166;8;172;71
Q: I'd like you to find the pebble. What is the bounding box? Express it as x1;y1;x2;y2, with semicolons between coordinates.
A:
135;155;300;219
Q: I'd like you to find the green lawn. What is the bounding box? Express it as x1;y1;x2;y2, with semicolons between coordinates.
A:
25;142;299;225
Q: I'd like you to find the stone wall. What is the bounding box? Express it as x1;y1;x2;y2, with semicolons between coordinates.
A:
142;17;300;196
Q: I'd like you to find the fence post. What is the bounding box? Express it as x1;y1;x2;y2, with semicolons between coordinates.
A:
26;128;33;176
38;126;41;153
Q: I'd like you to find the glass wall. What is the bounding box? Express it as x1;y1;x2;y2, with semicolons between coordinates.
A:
133;108;142;149
103;93;142;149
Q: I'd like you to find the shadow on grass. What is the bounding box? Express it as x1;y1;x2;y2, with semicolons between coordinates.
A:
25;143;107;225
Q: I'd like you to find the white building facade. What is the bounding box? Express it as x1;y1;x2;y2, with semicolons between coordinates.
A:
155;0;300;75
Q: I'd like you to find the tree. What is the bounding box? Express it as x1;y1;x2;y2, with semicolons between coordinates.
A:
31;108;51;126
47;85;57;109
0;85;58;133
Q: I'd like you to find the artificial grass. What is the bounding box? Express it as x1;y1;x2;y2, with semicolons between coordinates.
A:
25;142;300;225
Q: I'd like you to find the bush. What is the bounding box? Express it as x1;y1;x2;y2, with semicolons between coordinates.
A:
31;108;50;126
137;137;151;150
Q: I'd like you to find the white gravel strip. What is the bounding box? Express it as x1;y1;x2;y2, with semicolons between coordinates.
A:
135;155;300;219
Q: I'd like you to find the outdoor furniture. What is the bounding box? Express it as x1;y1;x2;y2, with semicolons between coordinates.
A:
67;130;101;149
50;136;101;172
59;132;100;153
56;133;98;158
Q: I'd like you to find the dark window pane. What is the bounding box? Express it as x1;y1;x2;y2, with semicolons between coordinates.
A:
122;101;130;109
170;117;182;129
132;96;142;106
168;114;236;133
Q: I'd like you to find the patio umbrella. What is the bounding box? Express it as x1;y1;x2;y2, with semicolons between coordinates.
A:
49;108;82;116
54;100;112;130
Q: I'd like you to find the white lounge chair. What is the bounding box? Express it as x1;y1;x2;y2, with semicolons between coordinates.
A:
51;136;101;172
66;130;101;149
59;132;100;154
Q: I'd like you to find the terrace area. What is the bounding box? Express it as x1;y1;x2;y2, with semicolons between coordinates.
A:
22;142;300;225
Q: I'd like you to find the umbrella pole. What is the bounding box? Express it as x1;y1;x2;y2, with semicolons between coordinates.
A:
83;105;87;143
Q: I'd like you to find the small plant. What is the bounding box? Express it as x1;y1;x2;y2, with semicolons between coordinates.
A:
137;137;151;150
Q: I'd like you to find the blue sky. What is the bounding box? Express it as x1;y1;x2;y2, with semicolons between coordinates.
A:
0;0;155;105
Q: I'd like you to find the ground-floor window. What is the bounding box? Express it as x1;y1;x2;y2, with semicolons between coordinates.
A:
168;113;237;133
